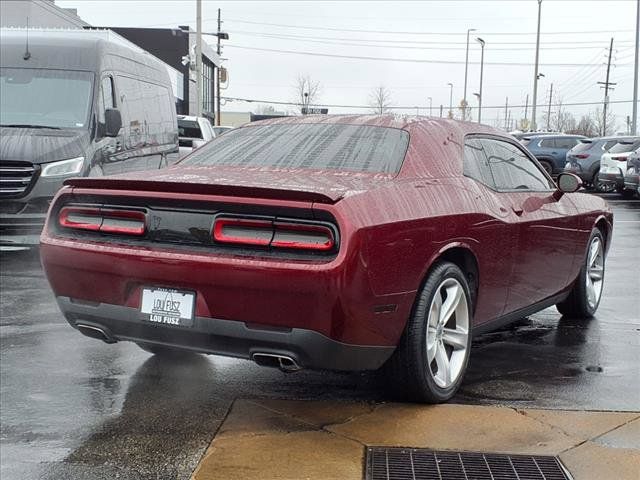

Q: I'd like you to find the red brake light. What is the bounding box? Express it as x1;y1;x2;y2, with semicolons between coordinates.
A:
271;222;335;251
212;216;336;251
612;156;627;161
575;154;589;159
59;207;101;231
213;217;273;246
58;206;146;236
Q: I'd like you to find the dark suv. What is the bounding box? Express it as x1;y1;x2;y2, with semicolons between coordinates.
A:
520;134;586;176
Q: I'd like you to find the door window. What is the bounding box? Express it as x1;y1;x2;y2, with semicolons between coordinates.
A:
539;138;555;148
463;138;496;188
97;76;115;124
480;138;554;191
555;138;579;149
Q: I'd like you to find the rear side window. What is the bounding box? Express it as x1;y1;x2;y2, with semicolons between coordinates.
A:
603;140;618;151
555;138;579;149
572;140;593;153
608;140;640;154
178;119;203;139
463;138;495;188
480;138;554;191
539;138;554;148
183;123;410;174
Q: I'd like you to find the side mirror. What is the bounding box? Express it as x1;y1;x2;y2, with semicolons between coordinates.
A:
104;108;122;137
554;172;582;199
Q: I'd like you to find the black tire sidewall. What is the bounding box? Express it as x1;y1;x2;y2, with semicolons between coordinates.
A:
409;262;473;402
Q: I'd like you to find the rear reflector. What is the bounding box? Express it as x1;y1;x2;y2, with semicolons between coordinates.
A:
213;216;335;251
59;206;146;236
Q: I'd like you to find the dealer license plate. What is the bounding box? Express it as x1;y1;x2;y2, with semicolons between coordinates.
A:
140;287;195;327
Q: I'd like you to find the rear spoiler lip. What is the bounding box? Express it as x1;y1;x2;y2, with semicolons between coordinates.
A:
63;178;342;204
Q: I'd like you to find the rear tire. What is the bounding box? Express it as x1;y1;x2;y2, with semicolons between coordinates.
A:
539;160;553;176
384;261;472;403
556;228;605;318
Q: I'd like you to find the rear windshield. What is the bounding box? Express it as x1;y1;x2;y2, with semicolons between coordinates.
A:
571;140;593;153
178;119;203;139
608;140;640;154
182;123;410;174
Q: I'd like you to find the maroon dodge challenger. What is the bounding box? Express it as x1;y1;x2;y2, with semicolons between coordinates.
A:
40;115;612;403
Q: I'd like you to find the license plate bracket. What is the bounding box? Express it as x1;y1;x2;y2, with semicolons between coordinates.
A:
140;287;195;328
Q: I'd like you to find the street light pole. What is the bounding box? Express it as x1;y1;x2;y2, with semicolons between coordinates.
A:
531;0;543;131
195;0;202;117
463;28;477;121
476;37;485;124
447;82;454;119
632;0;639;134
428;96;433;116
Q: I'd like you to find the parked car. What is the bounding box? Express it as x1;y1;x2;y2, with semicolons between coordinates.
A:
598;138;640;193
564;136;628;189
623;150;640;198
40;116;612;403
0;29;178;247
520;134;585;175
512;131;560;141
178;115;216;158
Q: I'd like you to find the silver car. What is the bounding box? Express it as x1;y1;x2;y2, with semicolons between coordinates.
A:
564;136;632;189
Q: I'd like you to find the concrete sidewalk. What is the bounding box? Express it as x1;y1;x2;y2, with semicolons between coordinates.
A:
192;399;639;480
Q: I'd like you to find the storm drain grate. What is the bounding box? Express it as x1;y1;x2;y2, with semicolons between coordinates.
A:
365;447;572;480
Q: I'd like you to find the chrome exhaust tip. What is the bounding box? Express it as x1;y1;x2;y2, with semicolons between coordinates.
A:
76;323;116;344
252;352;302;373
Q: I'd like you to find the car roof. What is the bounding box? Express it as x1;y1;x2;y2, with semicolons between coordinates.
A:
525;134;584;139
247;114;502;136
177;115;201;122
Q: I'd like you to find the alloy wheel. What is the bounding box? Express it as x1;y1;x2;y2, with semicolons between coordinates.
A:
425;278;469;388
585;236;604;310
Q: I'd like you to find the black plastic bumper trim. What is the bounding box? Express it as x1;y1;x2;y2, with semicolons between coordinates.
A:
56;296;395;371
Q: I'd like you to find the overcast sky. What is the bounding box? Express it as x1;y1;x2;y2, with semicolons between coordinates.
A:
59;0;638;131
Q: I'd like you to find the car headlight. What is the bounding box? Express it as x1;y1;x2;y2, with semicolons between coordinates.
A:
40;156;85;177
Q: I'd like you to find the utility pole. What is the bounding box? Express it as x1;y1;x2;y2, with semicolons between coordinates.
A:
504;97;509;131
195;0;202;117
447;82;454;119
463;28;476;121
632;0;639;134
440;105;443;118
598;38;616;136
546;83;553;131
428;96;433;116
216;8;222;126
524;94;529;129
531;0;543;131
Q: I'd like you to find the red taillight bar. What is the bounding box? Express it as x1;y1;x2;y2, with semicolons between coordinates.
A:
575;154;589;159
213;217;273;246
271;222;335;251
212;216;336;251
58;206;146;236
612;156;627;161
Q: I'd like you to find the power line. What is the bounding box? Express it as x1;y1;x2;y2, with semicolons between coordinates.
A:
226;18;635;36
229;31;633;52
222;95;635;110
225;44;632;67
228;29;636;47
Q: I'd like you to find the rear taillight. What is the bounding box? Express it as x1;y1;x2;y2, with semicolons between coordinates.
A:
612;156;627;161
575;154;589;159
58;206;146;236
212;216;336;251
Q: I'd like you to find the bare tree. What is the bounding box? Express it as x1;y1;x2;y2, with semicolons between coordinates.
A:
569;115;598;137
592;107;617;136
368;86;393;114
553;102;576;133
293;75;321;114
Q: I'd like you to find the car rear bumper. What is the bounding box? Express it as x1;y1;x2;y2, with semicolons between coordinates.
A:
57;296;395;371
624;174;639;191
598;172;624;187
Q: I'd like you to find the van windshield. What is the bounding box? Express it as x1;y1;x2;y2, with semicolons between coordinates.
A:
0;68;94;129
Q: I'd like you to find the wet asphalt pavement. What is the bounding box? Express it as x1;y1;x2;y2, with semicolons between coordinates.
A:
1;193;638;480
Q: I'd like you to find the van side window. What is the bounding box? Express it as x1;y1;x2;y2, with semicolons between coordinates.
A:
97;76;115;124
